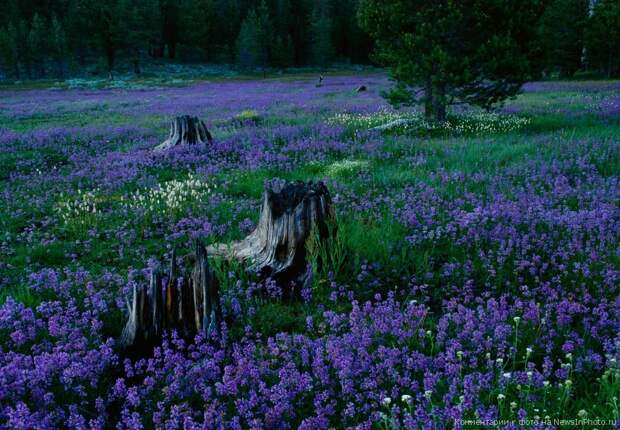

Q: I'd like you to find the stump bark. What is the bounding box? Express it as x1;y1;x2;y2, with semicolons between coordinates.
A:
208;180;335;289
119;181;334;352
120;243;222;352
154;115;213;151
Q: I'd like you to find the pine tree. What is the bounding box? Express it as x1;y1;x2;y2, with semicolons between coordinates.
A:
236;2;271;71
586;0;620;77
28;13;48;77
82;0;128;77
65;0;92;66
160;0;180;58
255;0;272;72
329;0;371;63
359;0;547;122
50;16;69;77
236;9;261;70
124;0;160;73
276;0;292;36
0;24;19;78
213;0;242;62
539;0;589;77
309;3;333;67
180;0;217;61
16;20;31;78
0;4;20;78
272;34;295;69
0;0;373;76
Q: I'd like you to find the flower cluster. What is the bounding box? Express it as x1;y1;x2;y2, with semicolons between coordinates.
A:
123;174;215;217
327;108;407;129
324;159;369;177
328;110;531;136
55;189;101;228
234;109;261;125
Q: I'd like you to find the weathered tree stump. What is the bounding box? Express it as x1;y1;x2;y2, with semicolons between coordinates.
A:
208;180;335;289
120;243;222;352
316;75;324;88
119;181;334;352
154;115;213;152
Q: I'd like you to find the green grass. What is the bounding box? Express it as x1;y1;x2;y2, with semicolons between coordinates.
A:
0;78;617;310
0;76;619;425
0;65;382;91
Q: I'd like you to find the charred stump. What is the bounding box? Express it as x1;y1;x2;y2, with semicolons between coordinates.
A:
154;115;213;152
208;180;335;290
120;243;222;352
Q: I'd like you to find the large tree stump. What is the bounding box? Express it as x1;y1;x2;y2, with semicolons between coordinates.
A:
154;115;213;152
120;243;222;352
208;180;335;289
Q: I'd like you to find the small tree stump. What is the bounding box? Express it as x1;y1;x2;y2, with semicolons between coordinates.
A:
154;115;213;152
356;85;367;92
120;243;222;352
315;75;324;88
208;180;335;289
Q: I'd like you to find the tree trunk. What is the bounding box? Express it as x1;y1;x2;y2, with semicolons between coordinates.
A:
120;243;222;354
433;83;447;122
424;79;447;123
106;41;115;79
168;42;176;59
24;60;32;80
77;46;86;66
208;180;335;291
55;60;64;79
154;115;213;151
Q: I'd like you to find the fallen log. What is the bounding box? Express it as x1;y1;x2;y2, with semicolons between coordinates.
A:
208;180;335;291
154;115;213;152
120;243;221;352
370;118;416;133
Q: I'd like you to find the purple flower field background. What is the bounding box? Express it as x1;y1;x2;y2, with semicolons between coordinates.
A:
0;74;619;429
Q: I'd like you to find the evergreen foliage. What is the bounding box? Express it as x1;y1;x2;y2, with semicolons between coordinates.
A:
0;0;618;79
358;0;548;121
586;0;620;78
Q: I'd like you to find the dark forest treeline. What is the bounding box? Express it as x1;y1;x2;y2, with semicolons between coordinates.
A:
0;0;371;79
0;0;619;80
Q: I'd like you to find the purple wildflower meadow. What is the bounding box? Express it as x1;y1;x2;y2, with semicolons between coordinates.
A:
0;75;619;429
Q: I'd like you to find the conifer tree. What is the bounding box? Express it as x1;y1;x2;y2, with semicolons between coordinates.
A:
236;1;271;71
309;3;333;67
50;16;69;77
358;0;548;121
28;13;48;77
586;0;620;77
539;0;589;77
